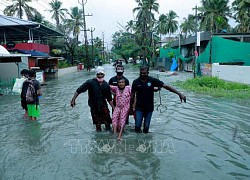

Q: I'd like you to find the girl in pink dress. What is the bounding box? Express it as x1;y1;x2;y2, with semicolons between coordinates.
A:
110;78;131;140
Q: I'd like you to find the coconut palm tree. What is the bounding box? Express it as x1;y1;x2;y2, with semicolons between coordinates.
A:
156;14;167;39
232;0;250;32
180;14;196;38
198;0;231;33
133;0;159;33
133;0;159;63
65;6;84;42
3;0;40;20
125;20;135;33
165;10;179;39
48;0;67;30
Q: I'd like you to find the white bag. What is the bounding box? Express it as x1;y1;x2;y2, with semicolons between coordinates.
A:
12;78;26;94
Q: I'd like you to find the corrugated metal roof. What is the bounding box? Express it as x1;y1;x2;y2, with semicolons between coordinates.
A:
0;15;63;42
0;15;36;26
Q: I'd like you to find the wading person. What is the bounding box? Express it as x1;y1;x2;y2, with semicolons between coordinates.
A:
20;69;29;118
130;65;186;133
109;64;130;124
21;70;42;121
110;78;131;140
71;66;114;131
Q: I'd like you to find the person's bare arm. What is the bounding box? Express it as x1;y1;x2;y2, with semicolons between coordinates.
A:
108;100;115;110
37;88;42;96
71;92;80;107
162;84;186;103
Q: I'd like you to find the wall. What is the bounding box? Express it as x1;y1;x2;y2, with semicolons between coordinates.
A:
0;57;29;80
212;64;250;84
0;63;17;80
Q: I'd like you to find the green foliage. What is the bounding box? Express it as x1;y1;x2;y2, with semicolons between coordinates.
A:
58;61;71;69
167;51;175;59
175;76;250;99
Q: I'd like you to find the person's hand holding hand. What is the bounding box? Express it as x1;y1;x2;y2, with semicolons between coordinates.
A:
129;106;134;115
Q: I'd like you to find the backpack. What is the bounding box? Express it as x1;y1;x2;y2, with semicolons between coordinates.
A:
24;79;37;103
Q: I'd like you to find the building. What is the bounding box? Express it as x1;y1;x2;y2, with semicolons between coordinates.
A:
0;15;63;93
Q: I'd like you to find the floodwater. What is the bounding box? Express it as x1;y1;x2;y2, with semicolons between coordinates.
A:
0;64;250;180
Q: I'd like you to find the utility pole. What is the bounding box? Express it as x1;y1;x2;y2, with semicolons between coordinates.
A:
194;5;198;78
19;2;22;19
102;32;105;63
79;0;92;67
90;27;95;67
152;32;155;67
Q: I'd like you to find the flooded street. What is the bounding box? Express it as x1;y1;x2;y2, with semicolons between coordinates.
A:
0;64;250;180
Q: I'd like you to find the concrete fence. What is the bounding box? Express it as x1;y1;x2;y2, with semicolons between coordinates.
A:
212;64;250;85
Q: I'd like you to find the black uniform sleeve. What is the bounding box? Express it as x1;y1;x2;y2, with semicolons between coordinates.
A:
152;77;164;87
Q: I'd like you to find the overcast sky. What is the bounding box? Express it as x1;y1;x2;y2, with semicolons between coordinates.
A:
1;0;236;47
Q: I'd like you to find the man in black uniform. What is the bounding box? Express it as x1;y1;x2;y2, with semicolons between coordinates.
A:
130;65;186;133
109;65;129;86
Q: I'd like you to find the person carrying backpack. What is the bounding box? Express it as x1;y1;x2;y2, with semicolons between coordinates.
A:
21;70;42;121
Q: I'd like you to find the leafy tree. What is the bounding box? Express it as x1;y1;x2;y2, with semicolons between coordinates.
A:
111;31;140;63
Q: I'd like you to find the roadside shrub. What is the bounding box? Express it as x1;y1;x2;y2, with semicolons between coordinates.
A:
58;61;71;69
175;76;250;99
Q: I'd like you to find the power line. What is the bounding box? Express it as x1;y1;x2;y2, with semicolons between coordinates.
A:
0;1;10;8
2;0;12;6
38;0;52;9
64;0;75;7
32;1;50;11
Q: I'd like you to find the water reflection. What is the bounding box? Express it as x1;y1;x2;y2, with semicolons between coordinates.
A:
87;133;161;179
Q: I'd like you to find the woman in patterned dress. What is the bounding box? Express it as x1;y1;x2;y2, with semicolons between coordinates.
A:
110;78;131;140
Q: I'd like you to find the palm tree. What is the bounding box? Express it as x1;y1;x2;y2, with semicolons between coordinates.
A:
165;10;179;39
125;20;135;33
156;14;167;40
198;0;231;33
232;0;250;32
133;0;159;63
29;12;44;23
4;0;40;20
180;14;196;38
48;0;67;30
65;7;84;42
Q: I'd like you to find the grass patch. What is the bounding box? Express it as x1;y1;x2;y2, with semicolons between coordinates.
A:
58;61;71;69
175;76;250;99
